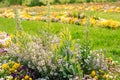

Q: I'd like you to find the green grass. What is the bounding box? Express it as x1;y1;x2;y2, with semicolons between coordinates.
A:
0;17;120;63
85;11;120;21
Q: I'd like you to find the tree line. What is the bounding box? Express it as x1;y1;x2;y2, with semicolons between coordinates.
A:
0;0;118;6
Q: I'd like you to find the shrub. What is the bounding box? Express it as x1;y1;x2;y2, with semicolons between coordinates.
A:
8;0;22;5
28;0;45;6
54;0;61;4
69;0;76;3
0;0;2;2
7;27;83;79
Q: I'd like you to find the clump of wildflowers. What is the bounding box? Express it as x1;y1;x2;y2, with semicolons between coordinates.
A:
8;28;82;79
0;31;11;53
7;31;56;78
0;60;35;80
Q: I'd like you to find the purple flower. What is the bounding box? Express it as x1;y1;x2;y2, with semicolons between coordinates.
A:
6;34;9;36
20;75;24;79
17;65;28;72
11;73;17;77
0;48;7;53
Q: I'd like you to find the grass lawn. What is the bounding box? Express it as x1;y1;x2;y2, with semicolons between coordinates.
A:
85;11;120;21
0;17;120;63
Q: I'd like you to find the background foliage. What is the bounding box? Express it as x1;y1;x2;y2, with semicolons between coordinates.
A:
0;0;119;7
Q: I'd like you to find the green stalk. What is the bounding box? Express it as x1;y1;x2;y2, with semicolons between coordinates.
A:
47;0;51;31
84;11;90;56
14;6;23;32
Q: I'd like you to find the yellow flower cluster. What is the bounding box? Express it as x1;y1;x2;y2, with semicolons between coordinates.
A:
13;75;32;80
0;4;120;29
2;61;20;74
50;4;120;13
102;19;120;29
90;18;120;29
90;70;108;80
2;63;9;70
1;60;34;80
21;75;32;80
90;70;98;80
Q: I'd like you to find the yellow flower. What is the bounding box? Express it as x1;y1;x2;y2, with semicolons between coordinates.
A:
103;73;108;79
8;77;13;80
4;40;11;47
0;31;2;34
24;75;29;79
12;63;20;69
109;57;112;61
81;18;86;24
23;13;32;18
29;78;32;80
8;79;12;80
10;34;14;38
8;70;12;74
14;78;18;80
2;64;9;69
9;68;15;73
94;76;98;80
91;70;96;77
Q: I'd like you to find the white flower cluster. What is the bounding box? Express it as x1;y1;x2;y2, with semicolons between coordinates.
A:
7;33;58;73
7;30;82;79
83;50;108;72
0;32;10;45
0;31;10;53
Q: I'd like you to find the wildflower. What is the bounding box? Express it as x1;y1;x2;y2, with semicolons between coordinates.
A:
29;78;32;80
10;34;14;38
109;57;113;62
2;64;9;69
90;70;96;77
14;78;17;80
94;76;98;80
24;75;29;79
103;73;108;79
6;75;13;80
0;78;4;80
12;63;20;69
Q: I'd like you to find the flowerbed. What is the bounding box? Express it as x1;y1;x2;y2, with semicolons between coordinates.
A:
0;3;120;79
0;30;120;80
0;4;120;29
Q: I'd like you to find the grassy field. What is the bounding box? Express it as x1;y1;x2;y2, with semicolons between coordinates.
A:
0;15;120;63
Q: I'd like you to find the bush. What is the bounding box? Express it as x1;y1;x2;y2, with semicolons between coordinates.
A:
54;0;61;3
7;28;82;79
0;0;3;2
8;0;22;5
28;0;45;6
69;0;76;3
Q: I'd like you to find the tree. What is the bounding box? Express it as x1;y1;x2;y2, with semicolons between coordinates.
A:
54;0;60;3
8;0;23;5
70;0;76;3
29;0;44;6
0;0;3;2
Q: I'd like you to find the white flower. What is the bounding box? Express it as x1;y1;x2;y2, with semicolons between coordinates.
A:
0;78;4;80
